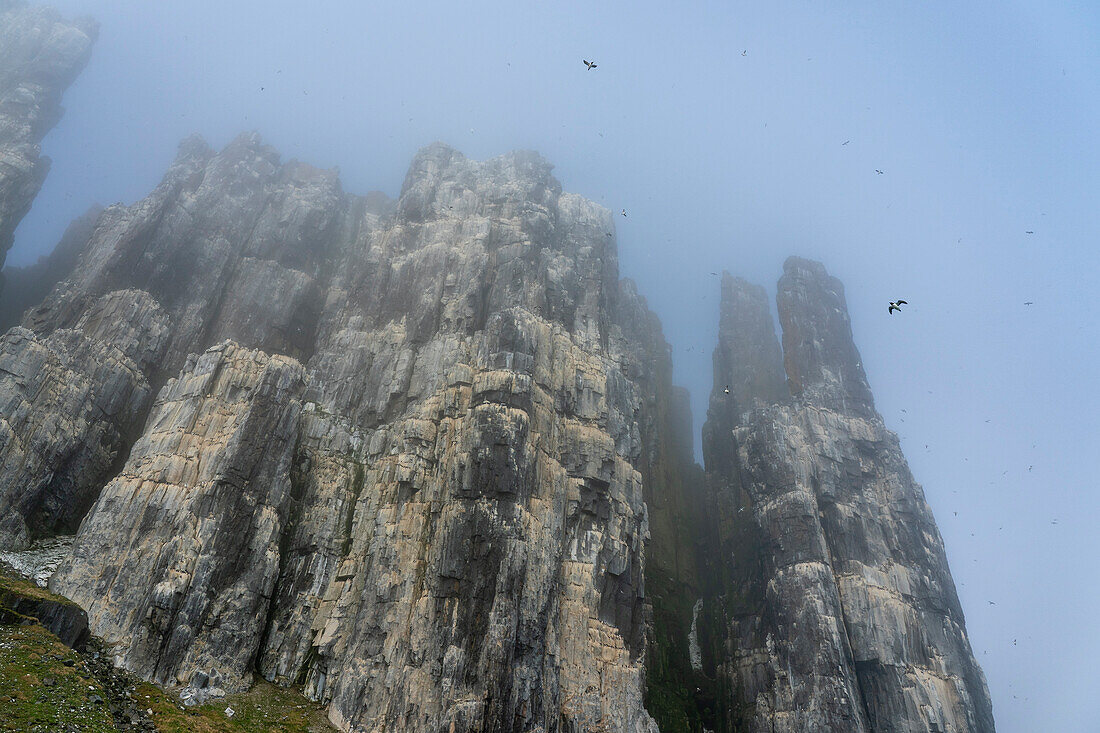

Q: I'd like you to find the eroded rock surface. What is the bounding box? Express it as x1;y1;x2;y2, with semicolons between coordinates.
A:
0;0;97;285
699;260;995;732
1;118;994;731
6;135;681;732
0;289;168;548
52;341;307;694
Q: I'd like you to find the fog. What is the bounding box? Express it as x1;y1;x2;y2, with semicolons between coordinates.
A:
9;1;1099;729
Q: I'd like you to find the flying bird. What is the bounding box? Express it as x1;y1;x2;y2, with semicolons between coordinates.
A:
741;50;747;56
620;209;627;217
1025;230;1034;234
875;169;885;174
842;140;850;145
724;386;730;394
888;300;908;314
583;59;597;70
1024;301;1033;305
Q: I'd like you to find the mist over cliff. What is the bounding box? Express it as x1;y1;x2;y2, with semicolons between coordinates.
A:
6;1;1098;731
0;127;994;733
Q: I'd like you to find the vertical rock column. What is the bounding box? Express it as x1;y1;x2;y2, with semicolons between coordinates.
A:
51;342;307;693
702;257;995;732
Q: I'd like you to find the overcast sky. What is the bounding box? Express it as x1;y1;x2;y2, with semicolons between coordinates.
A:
10;1;1100;729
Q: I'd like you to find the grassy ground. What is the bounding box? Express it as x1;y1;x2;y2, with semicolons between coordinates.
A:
0;562;335;733
0;623;117;732
138;679;336;733
0;561;79;606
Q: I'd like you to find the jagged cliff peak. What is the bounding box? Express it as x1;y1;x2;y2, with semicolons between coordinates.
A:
777;255;876;416
397;141;564;225
0;128;687;731
697;257;995;732
713;271;788;412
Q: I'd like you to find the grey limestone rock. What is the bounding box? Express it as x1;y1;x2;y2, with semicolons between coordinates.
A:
700;256;995;732
14;135;669;732
0;289;168;548
51;341;308;692
0;117;995;732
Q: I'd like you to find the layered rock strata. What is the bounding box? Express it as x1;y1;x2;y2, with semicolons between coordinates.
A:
0;0;97;287
698;260;995;732
53;342;307;693
0;289;168;547
0;112;995;729
0;134;692;732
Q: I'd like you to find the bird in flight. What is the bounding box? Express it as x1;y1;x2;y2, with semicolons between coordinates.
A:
583;59;597;70
1025;230;1034;235
888;300;908;314
875;169;885;175
842;140;850;145
724;386;730;394
741;50;747;56
620;209;627;217
1024;301;1033;305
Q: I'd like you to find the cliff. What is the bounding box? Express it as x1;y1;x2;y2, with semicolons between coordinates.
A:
0;0;97;291
0;13;994;726
0;131;698;731
696;261;995;732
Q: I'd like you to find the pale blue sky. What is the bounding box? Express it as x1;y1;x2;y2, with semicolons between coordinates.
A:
10;1;1099;729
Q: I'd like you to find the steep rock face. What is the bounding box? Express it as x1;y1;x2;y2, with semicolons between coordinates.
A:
52;341;307;694
700;259;995;732
1;134;349;548
0;289;168;547
2;134;687;732
22;133;344;368
253;144;661;733
0;0;97;286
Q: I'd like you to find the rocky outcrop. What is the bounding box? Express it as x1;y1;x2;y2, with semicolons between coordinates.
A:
2;133;693;732
0;289;169;548
1;560;88;649
0;0;98;288
2;133;346;546
699;260;995;732
52;341;307;695
0;112;994;729
0;203;102;329
21;133;343;368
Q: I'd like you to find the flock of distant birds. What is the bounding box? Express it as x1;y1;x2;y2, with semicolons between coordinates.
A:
586;58;1044;641
583;58;1038;316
